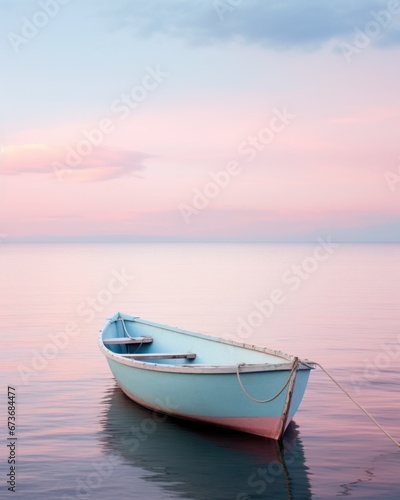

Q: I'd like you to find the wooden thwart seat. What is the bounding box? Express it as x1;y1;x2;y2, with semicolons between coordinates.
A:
104;336;153;345
120;352;196;360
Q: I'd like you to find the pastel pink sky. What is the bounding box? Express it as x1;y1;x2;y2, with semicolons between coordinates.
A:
1;1;400;241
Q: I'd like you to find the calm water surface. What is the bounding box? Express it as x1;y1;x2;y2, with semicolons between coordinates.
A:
1;243;400;499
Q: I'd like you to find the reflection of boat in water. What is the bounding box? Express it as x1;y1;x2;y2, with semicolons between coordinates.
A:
99;386;313;500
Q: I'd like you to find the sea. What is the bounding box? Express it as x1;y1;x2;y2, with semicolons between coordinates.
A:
1;242;399;499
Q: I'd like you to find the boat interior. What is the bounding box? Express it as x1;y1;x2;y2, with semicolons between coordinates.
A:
101;314;291;367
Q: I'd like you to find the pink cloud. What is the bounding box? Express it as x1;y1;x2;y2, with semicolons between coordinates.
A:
0;144;149;182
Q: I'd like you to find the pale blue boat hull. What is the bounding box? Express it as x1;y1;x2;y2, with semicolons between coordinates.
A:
99;312;314;439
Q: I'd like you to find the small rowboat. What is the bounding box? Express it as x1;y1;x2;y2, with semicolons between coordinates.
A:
99;312;315;439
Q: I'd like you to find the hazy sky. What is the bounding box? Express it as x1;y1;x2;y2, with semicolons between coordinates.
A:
1;0;400;242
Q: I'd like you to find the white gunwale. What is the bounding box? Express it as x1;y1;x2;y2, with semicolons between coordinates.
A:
99;315;315;374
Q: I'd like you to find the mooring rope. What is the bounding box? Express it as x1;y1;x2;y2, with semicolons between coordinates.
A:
302;360;400;449
119;316;135;339
236;357;299;404
118;317;145;352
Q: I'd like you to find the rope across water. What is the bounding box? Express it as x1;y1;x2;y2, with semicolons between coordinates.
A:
302;361;400;449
